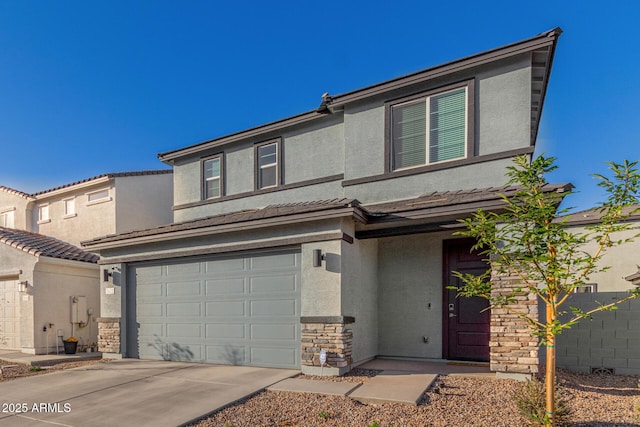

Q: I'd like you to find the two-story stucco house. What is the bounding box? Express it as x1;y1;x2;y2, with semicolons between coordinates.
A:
84;29;563;376
0;170;173;354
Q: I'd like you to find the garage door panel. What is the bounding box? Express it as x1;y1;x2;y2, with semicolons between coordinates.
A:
166;302;201;316
166;281;201;297
138;283;163;297
167;323;202;338
206;324;245;339
206;345;247;365
206;301;245;316
251;324;297;340
139;323;163;336
250;252;297;270
166;262;201;275
205;278;245;295
250;299;296;316
205;258;246;273
135;265;163;279
130;250;301;368
250;275;297;293
138;303;163;317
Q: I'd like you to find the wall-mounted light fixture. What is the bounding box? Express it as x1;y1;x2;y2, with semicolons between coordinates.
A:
313;249;325;267
18;281;29;292
103;269;112;282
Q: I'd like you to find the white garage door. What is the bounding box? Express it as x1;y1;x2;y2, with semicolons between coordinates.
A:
127;249;301;368
0;280;21;349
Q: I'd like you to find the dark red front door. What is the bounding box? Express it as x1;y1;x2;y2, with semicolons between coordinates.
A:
443;239;490;362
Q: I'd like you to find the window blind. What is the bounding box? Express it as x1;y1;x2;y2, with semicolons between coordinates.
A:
429;88;466;163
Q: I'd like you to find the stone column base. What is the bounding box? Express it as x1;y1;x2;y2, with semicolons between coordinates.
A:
97;317;121;355
300;316;354;376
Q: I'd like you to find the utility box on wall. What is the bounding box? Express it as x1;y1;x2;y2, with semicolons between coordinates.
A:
70;295;87;324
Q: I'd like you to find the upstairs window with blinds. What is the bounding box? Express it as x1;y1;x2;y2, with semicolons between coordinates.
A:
391;87;467;170
257;142;278;189
203;156;222;199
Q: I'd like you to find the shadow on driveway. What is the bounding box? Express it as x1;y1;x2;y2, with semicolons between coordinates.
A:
0;359;298;427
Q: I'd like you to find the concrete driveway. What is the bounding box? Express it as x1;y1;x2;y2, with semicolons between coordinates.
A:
0;359;298;427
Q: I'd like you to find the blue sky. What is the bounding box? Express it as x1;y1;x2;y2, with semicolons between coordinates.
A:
1;1;639;211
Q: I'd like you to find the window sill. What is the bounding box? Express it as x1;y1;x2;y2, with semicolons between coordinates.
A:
37;219;51;225
87;197;112;206
63;213;77;219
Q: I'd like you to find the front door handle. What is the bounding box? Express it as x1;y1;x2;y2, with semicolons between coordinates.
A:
449;313;457;317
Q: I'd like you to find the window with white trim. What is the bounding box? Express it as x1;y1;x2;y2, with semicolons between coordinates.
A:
391;86;467;170
38;204;50;222
87;189;110;203
63;197;76;216
203;155;222;199
0;210;14;228
257;142;278;189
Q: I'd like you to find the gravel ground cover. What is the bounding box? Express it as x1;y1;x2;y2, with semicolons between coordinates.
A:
0;359;105;381
191;369;640;427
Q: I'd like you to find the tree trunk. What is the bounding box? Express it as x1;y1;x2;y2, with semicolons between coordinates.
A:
545;303;556;426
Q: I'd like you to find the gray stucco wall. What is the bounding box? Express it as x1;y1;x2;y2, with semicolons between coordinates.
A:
171;115;344;214
341;234;378;365
345;158;515;204
377;231;453;358
301;240;342;317
174;180;344;223
556;292;640;375
171;54;533;221
343;54;532;182
115;174;173;234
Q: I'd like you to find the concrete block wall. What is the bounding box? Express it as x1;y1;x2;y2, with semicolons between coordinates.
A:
556;293;640;375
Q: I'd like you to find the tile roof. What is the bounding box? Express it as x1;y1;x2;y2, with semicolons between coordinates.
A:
82;198;359;246
0;186;31;199
30;170;172;196
363;183;573;216
557;205;640;225
0;227;99;263
83;184;573;249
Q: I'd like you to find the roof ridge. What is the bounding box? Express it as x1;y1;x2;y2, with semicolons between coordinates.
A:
29;169;172;196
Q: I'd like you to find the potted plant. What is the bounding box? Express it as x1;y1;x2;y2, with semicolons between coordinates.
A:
63;337;78;354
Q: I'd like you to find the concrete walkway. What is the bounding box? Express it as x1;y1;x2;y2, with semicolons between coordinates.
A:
0;358;297;427
0;349;102;366
268;359;493;406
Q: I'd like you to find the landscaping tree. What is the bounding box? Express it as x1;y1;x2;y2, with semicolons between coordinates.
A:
454;155;640;426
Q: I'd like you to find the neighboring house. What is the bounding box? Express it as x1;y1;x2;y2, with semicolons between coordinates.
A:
560;206;640;292
0;170;174;354
29;171;174;247
0;228;99;354
84;29;563;376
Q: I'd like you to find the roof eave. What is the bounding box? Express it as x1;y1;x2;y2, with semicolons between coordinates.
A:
83;206;363;252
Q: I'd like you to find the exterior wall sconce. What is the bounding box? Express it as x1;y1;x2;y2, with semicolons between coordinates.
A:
313;249;325;267
18;281;29;292
103;268;113;282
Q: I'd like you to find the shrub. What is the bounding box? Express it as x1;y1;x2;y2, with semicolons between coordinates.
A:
513;377;572;426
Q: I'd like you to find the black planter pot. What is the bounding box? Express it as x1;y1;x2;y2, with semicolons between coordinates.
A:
63;341;78;354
